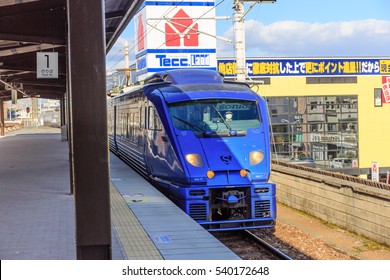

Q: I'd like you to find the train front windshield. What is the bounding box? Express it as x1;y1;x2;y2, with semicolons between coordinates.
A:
168;99;261;137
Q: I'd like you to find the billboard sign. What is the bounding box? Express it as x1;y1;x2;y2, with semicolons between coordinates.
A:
218;58;390;77
382;76;390;104
134;0;217;81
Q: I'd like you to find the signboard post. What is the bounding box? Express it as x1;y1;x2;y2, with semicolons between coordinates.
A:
37;52;58;79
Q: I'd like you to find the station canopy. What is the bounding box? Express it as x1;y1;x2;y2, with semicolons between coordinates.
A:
0;0;143;101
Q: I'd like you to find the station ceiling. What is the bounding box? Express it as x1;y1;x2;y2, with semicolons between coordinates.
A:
0;0;143;101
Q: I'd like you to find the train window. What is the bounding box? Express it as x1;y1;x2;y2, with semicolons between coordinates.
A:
144;106;147;129
113;106;117;135
168;99;261;136
139;107;143;129
121;113;126;138
129;113;133;139
148;106;163;131
135;111;139;129
126;113;129;138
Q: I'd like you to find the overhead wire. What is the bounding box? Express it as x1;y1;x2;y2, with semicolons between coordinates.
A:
248;1;262;49
106;0;184;74
141;0;183;49
106;46;125;65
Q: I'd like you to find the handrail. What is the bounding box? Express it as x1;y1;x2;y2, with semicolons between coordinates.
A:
272;160;390;191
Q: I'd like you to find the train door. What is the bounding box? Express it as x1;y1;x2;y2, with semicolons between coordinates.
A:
142;100;150;172
145;102;168;177
145;101;184;183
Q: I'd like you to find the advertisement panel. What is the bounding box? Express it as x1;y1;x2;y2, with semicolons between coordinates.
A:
382;76;390;103
218;58;390;77
135;0;217;81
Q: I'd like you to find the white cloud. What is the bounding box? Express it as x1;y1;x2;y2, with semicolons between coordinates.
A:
217;19;390;57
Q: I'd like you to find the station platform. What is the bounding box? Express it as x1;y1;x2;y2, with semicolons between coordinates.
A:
110;153;239;260
0;126;239;260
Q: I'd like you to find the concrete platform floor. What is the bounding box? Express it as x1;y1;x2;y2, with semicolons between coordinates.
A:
0;126;238;260
0;126;124;259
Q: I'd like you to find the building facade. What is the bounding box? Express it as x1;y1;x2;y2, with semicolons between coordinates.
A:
218;58;390;180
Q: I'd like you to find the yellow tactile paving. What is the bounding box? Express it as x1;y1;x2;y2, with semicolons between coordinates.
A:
110;182;163;260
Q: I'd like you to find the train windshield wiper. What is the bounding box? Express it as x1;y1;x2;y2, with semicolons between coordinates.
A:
173;116;206;132
212;105;232;132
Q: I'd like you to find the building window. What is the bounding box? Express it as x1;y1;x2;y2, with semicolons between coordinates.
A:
306;76;357;84
268;95;358;169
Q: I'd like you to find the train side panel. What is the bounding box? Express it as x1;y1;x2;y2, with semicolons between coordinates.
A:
108;92;149;176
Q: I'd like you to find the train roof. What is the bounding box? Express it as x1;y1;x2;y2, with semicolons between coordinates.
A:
144;69;225;85
111;70;262;103
145;69;259;104
157;83;259;103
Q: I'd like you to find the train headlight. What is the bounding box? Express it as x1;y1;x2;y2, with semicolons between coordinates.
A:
185;153;204;168
250;151;264;165
207;170;215;179
240;169;248;177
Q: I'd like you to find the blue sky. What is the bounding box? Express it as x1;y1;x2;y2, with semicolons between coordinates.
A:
106;0;390;73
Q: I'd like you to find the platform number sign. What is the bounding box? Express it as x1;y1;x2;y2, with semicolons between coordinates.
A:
37;52;58;78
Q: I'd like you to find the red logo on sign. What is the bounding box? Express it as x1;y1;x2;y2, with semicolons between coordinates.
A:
165;9;199;47
137;14;145;51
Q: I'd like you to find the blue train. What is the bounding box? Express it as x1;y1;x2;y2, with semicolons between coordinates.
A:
107;69;276;231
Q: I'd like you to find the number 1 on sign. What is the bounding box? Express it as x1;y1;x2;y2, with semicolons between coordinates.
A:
44;55;49;68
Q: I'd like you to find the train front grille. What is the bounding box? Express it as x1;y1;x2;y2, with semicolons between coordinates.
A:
254;200;271;218
189;203;207;220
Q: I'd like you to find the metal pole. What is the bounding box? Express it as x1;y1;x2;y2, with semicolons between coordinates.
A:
60;96;66;127
0;100;4;136
233;0;276;82
67;0;111;260
31;98;38;128
125;41;130;86
233;0;246;82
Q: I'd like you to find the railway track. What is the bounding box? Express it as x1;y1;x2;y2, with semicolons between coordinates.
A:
242;230;293;260
212;230;293;260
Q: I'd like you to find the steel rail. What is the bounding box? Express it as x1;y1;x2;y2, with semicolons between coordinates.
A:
243;230;293;260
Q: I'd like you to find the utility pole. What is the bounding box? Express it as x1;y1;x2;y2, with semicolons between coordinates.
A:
116;41;134;87
124;41;130;86
31;98;39;128
233;0;276;82
233;0;246;82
